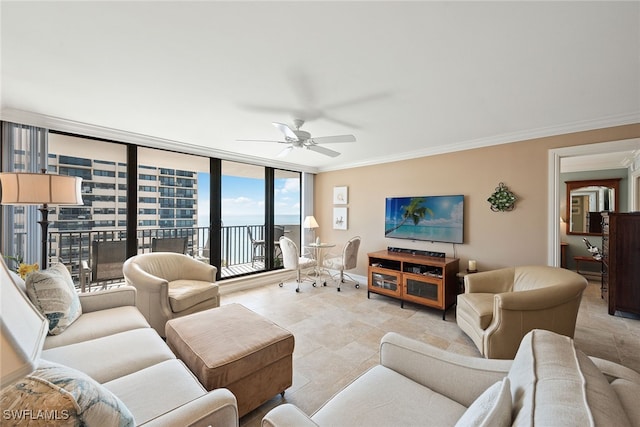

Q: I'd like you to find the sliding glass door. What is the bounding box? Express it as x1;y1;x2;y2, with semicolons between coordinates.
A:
274;169;301;268
221;161;266;276
219;162;302;278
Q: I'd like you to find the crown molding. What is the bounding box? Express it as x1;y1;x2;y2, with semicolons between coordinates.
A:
317;112;640;172
0;109;319;174
3;108;637;175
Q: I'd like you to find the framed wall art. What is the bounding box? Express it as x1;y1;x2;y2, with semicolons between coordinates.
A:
333;207;348;230
333;186;348;205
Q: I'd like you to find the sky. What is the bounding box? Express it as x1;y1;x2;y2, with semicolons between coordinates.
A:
386;195;464;225
197;173;300;227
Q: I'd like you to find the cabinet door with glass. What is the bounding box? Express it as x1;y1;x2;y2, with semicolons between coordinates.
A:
368;267;402;299
402;274;443;308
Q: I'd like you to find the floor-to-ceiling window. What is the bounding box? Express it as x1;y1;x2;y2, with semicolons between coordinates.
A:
48;133;128;281
137;147;209;258
1;124;305;286
221;161;266;276
219;162;302;278
274;169;302;268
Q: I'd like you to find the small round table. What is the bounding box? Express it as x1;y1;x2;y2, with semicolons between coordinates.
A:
304;242;335;285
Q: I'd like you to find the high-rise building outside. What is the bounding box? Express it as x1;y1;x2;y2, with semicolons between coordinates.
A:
46;152;198;263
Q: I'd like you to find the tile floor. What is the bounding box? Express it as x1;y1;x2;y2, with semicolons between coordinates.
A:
221;278;640;426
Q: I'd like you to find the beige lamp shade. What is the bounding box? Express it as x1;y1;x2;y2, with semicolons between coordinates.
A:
303;215;319;229
0;172;83;205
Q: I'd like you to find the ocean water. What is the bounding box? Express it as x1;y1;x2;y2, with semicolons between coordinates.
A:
386;224;463;244
222;214;300;226
217;214;300;266
199;214;300;228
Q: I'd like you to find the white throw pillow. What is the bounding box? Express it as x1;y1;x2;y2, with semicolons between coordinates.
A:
455;377;512;427
26;263;82;335
0;359;134;426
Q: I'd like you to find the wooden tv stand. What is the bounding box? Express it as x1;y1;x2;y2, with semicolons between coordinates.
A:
367;250;459;320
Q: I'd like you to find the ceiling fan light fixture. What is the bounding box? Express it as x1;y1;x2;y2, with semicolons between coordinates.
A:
240;118;355;158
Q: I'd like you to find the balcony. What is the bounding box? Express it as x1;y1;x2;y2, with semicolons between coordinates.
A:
45;224;298;290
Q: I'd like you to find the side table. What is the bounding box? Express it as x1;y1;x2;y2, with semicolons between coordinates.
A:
456;270;478;294
304;242;335;285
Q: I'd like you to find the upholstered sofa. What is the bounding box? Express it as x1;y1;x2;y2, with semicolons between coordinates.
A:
456;265;587;359
0;258;237;426
122;252;220;337
263;329;640;427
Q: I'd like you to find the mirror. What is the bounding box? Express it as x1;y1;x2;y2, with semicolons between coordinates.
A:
566;178;620;235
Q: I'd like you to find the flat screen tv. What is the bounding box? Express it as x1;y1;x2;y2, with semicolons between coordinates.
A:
385;195;464;244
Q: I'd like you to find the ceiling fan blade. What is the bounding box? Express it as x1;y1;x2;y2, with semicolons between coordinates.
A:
322;92;390;110
307;144;341;157
277;145;294;158
319;114;361;130
236;139;287;144
238;104;293;114
272;122;299;140
287;68;316;109
310;134;356;144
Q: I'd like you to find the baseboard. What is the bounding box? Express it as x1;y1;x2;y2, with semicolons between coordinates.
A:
219;270;367;295
218;270;293;295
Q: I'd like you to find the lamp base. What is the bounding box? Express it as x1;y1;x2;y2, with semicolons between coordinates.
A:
37;205;50;270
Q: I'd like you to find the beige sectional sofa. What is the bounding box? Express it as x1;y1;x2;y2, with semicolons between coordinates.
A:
263;329;640;427
2;264;238;427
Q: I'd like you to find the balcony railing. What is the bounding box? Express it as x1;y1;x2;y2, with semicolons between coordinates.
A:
47;224;294;288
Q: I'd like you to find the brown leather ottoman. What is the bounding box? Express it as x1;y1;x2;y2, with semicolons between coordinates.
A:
165;303;294;417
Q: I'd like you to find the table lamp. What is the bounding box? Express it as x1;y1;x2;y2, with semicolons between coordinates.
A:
303;215;320;244
0;171;83;269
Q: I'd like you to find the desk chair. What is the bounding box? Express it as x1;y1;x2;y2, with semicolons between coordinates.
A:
324;236;361;291
278;236;316;293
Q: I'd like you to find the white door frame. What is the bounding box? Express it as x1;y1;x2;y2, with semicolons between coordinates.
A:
547;138;640;266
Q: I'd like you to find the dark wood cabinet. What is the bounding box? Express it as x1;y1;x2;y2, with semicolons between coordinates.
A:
602;212;640;317
587;211;603;233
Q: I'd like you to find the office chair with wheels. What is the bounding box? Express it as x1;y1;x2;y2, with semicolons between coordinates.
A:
324;236;361;291
278;236;316;292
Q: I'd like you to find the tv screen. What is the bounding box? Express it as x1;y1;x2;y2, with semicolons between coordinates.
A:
385;195;464;244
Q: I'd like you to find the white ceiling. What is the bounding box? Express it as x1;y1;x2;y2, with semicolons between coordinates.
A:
1;1;639;173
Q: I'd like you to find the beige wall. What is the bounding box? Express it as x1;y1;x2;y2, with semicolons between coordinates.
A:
315;124;640;276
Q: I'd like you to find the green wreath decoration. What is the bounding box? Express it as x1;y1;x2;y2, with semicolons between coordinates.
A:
487;182;517;212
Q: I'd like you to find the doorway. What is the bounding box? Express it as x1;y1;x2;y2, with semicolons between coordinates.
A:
548;138;640;266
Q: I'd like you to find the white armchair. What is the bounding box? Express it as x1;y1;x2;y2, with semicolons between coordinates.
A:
122;252;219;337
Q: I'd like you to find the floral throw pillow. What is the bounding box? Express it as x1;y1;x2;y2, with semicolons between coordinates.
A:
26;263;82;335
0;359;134;426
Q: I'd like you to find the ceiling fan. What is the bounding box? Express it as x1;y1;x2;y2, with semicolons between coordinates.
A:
238;119;356;158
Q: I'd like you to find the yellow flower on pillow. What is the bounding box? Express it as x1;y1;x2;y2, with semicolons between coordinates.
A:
18;262;39;279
